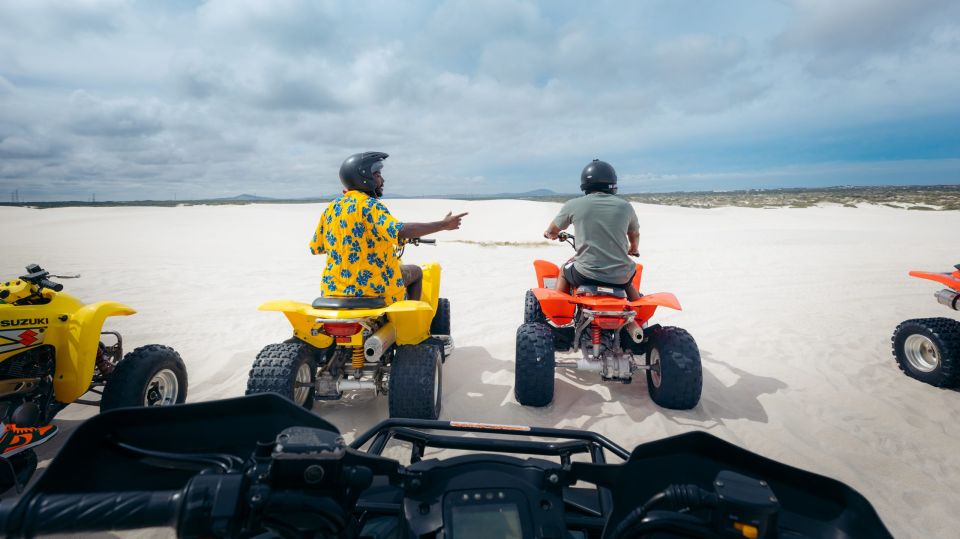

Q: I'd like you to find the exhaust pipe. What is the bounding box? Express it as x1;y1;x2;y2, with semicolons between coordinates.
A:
337;379;378;391
364;322;397;361
936;288;960;311
623;320;644;343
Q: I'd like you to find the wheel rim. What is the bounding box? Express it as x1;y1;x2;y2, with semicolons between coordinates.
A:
293;361;313;405
649;349;662;388
145;369;180;406
904;334;940;373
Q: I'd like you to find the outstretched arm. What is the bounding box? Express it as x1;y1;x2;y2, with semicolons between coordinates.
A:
399;212;468;239
544;222;561;240
628;229;639;257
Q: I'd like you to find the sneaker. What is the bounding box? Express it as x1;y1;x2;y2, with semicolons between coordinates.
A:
0;424;58;457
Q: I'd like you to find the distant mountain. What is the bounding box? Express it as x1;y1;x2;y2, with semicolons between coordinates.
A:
213;194;274;201
383;188;564;200
497;188;557;197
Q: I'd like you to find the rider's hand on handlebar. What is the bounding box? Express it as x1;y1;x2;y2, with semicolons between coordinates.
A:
628;249;639;257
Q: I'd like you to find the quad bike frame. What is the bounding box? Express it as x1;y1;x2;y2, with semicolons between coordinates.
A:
891;264;960;388
516;241;702;410
248;255;453;420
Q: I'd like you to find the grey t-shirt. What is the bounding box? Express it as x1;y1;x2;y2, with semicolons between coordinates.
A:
553;193;639;284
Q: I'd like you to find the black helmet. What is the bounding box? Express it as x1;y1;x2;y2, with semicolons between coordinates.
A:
339;151;388;197
580;159;617;194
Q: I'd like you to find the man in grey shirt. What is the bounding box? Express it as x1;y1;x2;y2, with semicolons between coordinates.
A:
543;159;641;300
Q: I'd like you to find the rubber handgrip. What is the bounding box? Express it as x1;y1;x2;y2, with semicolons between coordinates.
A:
18;491;180;535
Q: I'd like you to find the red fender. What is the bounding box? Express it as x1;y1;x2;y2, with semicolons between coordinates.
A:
533;260;560;288
531;287;575;325
632;263;644;290
910;270;960;292
628;292;682;326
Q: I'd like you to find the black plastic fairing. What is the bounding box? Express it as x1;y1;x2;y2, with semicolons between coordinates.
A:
31;394;338;493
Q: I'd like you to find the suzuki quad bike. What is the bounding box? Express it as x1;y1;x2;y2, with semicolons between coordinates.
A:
0;264;188;492
516;233;702;410
246;238;453;420
0;393;893;538
891;263;960;387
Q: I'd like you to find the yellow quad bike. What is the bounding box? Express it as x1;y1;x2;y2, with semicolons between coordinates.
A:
246;239;452;420
0;264;188;422
0;264;188;492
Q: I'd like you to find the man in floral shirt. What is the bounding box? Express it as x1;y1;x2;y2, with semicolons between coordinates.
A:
310;152;466;304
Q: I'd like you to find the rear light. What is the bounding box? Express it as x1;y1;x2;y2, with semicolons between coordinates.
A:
320;323;363;337
595;317;626;330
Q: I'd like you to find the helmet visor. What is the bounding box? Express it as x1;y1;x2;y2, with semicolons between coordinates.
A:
370;160;384;175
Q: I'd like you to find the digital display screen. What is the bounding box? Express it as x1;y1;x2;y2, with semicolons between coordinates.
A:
450;503;523;539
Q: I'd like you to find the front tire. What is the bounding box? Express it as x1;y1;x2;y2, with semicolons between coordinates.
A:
430;297;451;336
101;345;188;411
646;326;702;410
514;322;555;407
523;290;546;324
892;318;960;388
389;345;442;419
246;342;319;408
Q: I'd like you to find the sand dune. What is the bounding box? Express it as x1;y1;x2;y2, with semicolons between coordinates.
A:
2;200;959;538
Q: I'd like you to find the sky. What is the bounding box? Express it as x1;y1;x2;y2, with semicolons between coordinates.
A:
1;0;959;201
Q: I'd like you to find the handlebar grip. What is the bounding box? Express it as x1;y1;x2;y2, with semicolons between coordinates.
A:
6;491;180;536
418;238;436;244
39;279;63;292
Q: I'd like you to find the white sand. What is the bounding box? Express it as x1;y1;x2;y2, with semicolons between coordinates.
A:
2;200;959;537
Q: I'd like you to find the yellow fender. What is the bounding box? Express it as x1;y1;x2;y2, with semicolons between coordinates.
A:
259;261;443;348
258;300;335;349
56;301;136;402
387;262;441;344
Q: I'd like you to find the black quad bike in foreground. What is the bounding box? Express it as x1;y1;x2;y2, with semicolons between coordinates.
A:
891;264;960;388
0;394;891;538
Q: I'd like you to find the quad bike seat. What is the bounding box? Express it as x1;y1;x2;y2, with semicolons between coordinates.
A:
575;285;627;298
312;296;386;309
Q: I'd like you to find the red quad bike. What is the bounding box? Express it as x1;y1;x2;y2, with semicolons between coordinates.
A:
891;263;960;388
515;233;702;410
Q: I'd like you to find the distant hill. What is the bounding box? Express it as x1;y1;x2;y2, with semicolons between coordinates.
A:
4;185;958;210
212;194;273;201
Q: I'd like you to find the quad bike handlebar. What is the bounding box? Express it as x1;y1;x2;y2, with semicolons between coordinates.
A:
0;395;892;539
403;237;436;245
19;264;64;292
396;237;435;258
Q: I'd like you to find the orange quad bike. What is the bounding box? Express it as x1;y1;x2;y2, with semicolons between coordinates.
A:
891;264;960;387
515;233;702;410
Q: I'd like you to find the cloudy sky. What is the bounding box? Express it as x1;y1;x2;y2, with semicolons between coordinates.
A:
1;0;959;201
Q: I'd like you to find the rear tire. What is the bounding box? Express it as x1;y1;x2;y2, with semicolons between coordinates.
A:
246;342;319;409
514;322;555;407
892;318;960;388
523;290;546;324
101;345;188;411
430;297;451;335
389;345;442;420
645;326;702;410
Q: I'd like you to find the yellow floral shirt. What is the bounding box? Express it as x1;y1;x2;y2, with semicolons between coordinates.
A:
309;190;407;304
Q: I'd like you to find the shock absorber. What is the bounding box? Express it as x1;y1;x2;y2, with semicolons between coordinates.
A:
592;325;601;359
351;346;365;369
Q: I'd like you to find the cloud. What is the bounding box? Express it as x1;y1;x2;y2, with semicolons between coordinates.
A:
775;0;960;75
0;1;956;200
66;91;164;138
